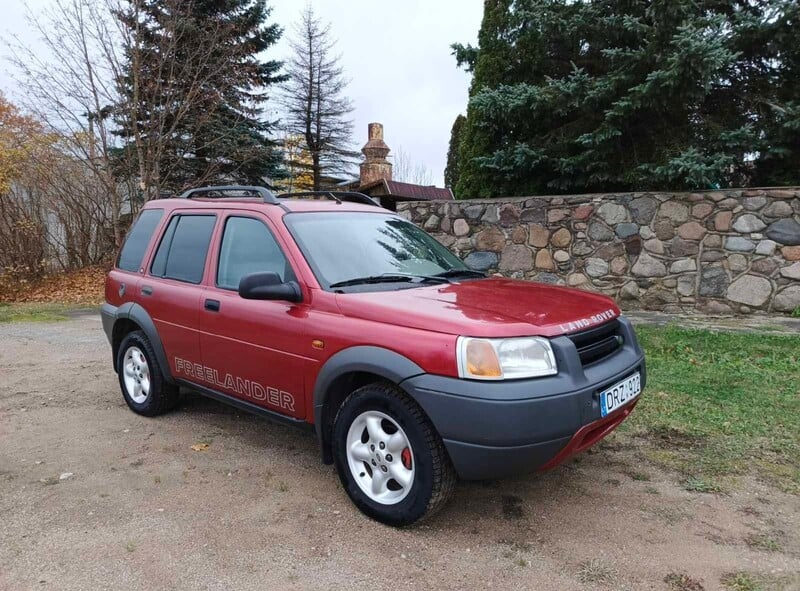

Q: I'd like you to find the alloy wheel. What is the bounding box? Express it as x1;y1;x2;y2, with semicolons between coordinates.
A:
345;410;415;505
122;346;150;404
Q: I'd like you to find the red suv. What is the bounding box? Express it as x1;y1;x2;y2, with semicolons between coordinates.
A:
102;186;645;525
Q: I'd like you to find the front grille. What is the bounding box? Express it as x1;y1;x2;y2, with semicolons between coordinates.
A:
567;319;622;366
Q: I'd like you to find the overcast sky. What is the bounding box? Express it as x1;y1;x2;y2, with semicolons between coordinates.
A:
0;0;483;187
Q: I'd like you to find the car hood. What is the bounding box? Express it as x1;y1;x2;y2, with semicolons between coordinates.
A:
334;277;620;338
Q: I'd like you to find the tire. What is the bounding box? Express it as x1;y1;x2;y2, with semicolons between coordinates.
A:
116;330;179;417
332;382;456;526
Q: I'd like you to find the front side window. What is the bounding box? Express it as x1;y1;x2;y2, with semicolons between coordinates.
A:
150;214;216;284
117;209;163;272
285;212;472;290
217;216;296;290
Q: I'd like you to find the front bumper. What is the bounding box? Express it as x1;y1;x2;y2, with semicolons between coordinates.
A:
402;316;645;480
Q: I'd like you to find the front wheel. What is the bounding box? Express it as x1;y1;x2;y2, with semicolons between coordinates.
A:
332;383;456;526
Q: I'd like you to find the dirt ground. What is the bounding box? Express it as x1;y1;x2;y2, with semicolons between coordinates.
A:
1;314;798;591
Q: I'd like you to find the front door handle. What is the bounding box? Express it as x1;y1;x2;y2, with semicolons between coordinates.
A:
204;299;220;312
141;285;153;296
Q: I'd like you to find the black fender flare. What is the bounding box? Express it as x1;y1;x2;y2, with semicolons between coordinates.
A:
110;302;175;383
312;346;426;460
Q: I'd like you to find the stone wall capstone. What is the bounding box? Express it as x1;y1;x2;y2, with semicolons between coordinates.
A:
397;188;800;315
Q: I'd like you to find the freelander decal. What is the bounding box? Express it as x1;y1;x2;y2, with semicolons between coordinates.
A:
174;357;295;411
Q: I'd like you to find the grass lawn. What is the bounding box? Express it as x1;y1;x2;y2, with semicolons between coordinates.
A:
0;302;95;323
622;325;800;493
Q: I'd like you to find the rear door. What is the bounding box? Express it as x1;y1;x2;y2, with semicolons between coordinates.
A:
141;212;218;377
106;208;165;308
198;212;309;419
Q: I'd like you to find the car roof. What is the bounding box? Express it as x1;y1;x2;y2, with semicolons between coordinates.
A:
143;197;392;215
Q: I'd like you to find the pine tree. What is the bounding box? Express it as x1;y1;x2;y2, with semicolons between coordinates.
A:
281;5;356;190
444;114;466;192
115;0;286;197
452;0;799;197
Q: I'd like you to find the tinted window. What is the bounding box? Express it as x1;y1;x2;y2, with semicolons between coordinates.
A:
117;209;163;272
150;215;178;278
217;217;295;290
150;215;216;284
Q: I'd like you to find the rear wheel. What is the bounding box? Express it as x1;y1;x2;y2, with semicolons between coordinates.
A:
332;382;456;526
117;330;179;416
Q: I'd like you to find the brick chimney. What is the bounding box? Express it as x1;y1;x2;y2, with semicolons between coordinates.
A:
359;122;392;186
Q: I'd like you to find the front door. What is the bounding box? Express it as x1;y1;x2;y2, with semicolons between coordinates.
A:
198;214;309;420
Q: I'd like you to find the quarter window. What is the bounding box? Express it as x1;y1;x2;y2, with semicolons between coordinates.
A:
117;209;163;272
217;216;295;290
150;214;216;284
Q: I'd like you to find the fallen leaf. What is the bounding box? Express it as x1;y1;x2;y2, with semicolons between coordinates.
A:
190;443;210;452
1;265;108;304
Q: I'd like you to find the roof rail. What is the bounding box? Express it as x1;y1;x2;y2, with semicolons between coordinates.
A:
175;186;381;209
277;190;380;207
177;185;279;204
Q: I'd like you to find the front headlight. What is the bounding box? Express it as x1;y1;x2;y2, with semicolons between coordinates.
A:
456;336;557;380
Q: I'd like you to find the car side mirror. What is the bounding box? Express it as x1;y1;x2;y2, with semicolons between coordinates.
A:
238;272;302;303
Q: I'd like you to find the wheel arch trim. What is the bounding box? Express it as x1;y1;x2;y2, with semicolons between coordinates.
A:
109;302;175;383
312;346;426;463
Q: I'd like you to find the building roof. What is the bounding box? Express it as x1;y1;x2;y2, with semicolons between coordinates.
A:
358;179;454;201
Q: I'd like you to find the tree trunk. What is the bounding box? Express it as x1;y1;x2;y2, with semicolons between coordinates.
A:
312;152;321;190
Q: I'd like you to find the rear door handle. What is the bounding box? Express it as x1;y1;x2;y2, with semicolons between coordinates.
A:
204;299;220;312
141;285;153;296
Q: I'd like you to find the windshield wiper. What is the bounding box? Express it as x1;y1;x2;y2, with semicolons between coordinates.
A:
329;274;417;288
329;273;451;289
434;269;487;279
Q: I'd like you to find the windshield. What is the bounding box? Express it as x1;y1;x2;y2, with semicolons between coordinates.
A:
286;212;473;290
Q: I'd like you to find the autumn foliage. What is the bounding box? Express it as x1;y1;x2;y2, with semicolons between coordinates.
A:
0;95;54;284
0;265;107;304
0;96;44;195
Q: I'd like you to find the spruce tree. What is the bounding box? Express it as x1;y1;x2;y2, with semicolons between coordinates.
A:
452;0;799;197
115;0;286;197
452;0;515;198
748;1;800;186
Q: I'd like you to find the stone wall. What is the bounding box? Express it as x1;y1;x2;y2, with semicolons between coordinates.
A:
397;188;800;315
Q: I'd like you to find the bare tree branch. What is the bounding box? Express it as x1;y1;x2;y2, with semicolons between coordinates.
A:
392;146;434;186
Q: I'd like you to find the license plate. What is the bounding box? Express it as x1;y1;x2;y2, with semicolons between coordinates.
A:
599;372;641;417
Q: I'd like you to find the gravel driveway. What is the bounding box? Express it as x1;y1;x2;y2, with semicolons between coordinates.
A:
1;314;798;590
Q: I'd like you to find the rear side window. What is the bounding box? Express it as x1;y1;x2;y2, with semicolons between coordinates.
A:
216;216;296;290
150;215;216;284
117;209;163;272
